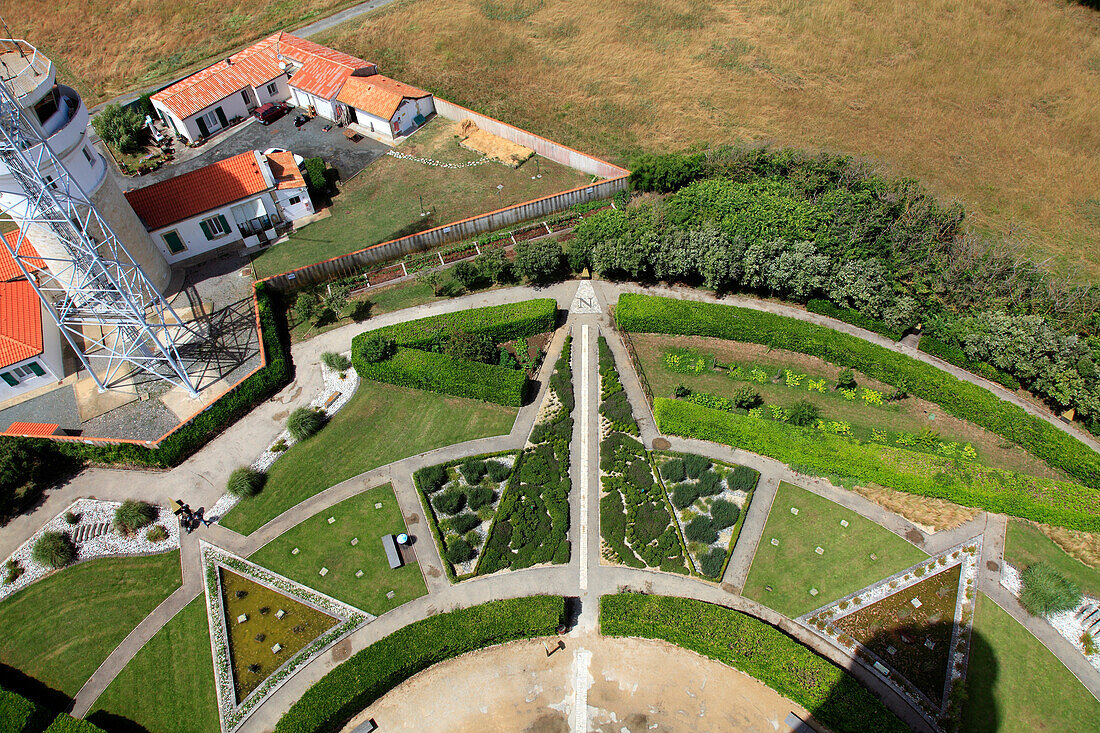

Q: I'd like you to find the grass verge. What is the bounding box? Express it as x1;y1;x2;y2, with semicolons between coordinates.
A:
1004;520;1100;599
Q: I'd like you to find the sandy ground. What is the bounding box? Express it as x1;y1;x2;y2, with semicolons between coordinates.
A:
341;635;817;733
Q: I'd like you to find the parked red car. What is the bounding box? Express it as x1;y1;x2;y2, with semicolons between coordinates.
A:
252;102;288;125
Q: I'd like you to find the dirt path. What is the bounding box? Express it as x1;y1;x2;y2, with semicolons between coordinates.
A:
340;635;817;733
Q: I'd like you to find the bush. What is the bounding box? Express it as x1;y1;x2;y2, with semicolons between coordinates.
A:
653;397;1100;531
275;597;564;733
711;499;741;529
512;238;564;284
466;484;494;510
699;547;727;578
600;594;907;733
444;331;499;365
433;488;465;516
1020;563;1082;618
448;512;481;535
445;536;476;564
660;459;686;483
459;458;487;484
354;347;528;406
146;525;169;542
683;454;711;479
32;531;76;569
357;334;396;364
727;464;760;492
485;460;511;483
918;336;1021;391
63;510;78;525
685;515;718;544
92;104;144;153
303;157;327;192
671;482;701;510
618;294;1100;493
629;152;705;193
807;299;904;340
417;464;447;493
114;500;157;534
287;408;327;442
697;470;722;496
227;467;265;498
788;400;820;427
451;260;481;290
731;385;762;409
321;352;351;371
836;368;857;390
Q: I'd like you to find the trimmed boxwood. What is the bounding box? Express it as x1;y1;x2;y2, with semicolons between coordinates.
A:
617;294;1100;491
354;347;527;406
363;299;556;350
275;596;564;733
653;397;1100;531
600;594;907;733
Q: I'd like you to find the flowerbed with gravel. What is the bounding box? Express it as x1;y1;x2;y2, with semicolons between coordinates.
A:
1000;563;1100;673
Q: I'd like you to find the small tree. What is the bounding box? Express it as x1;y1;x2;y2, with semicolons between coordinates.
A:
685;515;718;544
788;400;820;427
732;386;762;409
452;260;481;290
294;288;322;323
32;531;76;569
513;238;564;284
1020;563;1081;617
302;157;327;192
417;270;444;296
227;467;265;498
287;408;326;442
445;536;476;564
92;104;145;153
114;500;157;534
475;248;509;283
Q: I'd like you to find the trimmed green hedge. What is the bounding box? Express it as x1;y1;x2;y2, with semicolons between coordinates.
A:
275;596;564;733
365;299;557;349
617;294;1100;490
600;594;907;733
354;347;527;406
806;299;903;341
918;336;1022;391
0;684;104;733
44;717;107;733
654;397;1100;531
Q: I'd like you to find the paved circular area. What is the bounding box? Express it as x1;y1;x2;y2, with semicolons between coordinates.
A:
342;635;816;733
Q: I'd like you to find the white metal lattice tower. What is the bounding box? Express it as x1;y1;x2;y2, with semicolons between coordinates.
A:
0;47;203;397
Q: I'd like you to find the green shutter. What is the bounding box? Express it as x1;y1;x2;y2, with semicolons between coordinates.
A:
1;372;17;387
163;231;185;254
200;220;213;240
218;215;230;236
27;362;45;376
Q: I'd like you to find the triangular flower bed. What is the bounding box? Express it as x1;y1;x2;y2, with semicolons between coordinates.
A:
201;542;370;733
799;539;981;729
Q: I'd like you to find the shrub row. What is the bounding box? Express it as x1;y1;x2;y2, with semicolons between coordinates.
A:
276;596;564;733
0;684;104;733
363;299;557;350
917;336;1022;391
617;294;1100;490
653;398;1100;531
806;299;903;341
353;347;527;406
599;594;907;733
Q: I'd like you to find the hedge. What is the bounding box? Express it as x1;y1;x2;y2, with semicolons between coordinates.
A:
617;294;1100;491
353;347;527;406
275;596;564;733
2;282;292;469
806;299;903;341
600;594;907;733
363;299;557;349
918;336;1022;391
0;684;104;733
653;398;1100;531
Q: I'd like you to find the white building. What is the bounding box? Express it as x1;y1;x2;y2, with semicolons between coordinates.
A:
149;33;434;143
0;231;63;402
124;150;313;264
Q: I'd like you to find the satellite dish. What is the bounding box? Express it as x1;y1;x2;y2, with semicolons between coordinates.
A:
278;61;287;70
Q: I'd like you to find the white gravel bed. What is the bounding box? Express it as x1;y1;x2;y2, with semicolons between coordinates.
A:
434;454;516;577
1001;562;1100;672
0;497;180;602
212;357;359;521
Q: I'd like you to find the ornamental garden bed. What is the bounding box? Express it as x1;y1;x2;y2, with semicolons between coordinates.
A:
414;452;518;580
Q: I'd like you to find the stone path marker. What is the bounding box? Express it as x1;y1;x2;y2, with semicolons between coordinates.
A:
237;614;248;624
570;281;601;314
771;538;779;546
815;546;824;555
327;517;335;524
291;547;299;555
809;588;819;596
355;570;364;578
374;503;383;509
271;643;282;654
790;507;799;515
911;597;922;608
870;553;878;561
840;519;849;527
386;590;395;599
276;609;286;619
350;537;359;546
319;567;328;576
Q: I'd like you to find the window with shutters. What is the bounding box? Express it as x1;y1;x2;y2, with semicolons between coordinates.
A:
199;215;231;241
162;231;186;254
1;372;18;387
267;82;278;95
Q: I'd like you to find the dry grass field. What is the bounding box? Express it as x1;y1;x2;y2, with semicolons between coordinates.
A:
311;0;1100;275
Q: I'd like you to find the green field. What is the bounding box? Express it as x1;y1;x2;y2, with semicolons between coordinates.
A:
250;118;590;278
964;593;1100;731
0;552;182;697
743;482;927;618
248;484;427;614
220;380;517;535
89;595;217;733
1004;520;1100;599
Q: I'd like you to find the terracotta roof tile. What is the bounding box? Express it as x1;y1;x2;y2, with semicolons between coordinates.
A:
3;422;60;437
265;152;306;190
0;230;43;369
125;151;270;230
0;230;43;280
336;75;429;120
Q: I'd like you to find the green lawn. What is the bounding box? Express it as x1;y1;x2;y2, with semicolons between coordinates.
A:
89;595;217;733
1004;520;1100;599
248;484;427;615
220;380;517;535
0;552;182;697
964;592;1100;731
743;482;927;618
250;117;591;278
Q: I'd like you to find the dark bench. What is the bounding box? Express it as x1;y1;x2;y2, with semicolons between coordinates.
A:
381;534;403;569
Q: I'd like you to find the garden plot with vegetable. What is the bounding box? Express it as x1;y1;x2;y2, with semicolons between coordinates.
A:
414;453;518;580
654;452;759;580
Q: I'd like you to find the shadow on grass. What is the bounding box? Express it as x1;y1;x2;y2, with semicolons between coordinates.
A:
85;710;153;733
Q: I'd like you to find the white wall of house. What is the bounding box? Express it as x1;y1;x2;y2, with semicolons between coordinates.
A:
0;304;63;401
150;192;279;264
354;107;392;137
272;185;313;221
254;76;291;106
153;92;251;144
289;87;334;121
353;96;435;140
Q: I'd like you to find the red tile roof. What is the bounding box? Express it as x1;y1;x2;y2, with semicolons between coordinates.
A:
125;151;270;230
3;422;60;437
0;230;43;369
336;75;431;121
265;152;306;190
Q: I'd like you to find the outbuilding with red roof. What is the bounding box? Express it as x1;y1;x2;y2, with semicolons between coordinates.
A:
0;230;64;402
